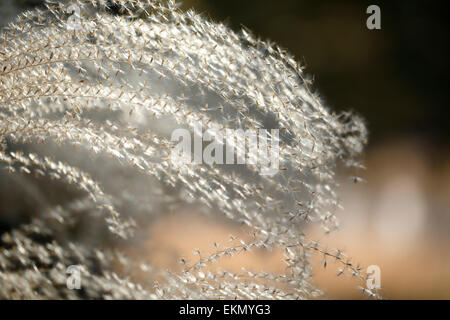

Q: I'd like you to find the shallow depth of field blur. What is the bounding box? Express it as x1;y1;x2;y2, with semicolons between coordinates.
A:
1;0;449;299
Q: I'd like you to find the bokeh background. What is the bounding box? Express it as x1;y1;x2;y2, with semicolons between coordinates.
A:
1;0;449;299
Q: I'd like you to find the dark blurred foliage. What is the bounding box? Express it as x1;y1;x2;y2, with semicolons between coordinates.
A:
5;0;450;147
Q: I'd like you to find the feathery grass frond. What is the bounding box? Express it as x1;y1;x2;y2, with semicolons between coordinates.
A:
0;0;376;299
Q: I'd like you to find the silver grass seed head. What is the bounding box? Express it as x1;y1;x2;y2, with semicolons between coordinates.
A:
0;0;371;299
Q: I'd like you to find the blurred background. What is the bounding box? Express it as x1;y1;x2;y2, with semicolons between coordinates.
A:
1;0;449;299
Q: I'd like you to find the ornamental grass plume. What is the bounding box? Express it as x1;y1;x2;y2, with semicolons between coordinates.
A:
0;0;377;299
